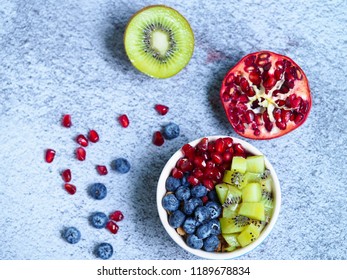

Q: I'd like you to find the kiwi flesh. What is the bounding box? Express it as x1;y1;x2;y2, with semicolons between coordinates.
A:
124;5;194;78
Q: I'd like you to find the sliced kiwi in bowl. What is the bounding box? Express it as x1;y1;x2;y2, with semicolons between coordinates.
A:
124;5;194;79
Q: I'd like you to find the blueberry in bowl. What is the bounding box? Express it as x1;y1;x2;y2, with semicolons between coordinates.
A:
156;136;281;259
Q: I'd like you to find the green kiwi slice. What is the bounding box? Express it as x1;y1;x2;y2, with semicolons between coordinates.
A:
124;5;194;78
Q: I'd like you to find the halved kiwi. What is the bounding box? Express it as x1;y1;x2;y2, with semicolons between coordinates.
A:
124;5;194;78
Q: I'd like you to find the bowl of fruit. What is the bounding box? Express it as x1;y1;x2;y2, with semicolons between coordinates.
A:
157;136;281;259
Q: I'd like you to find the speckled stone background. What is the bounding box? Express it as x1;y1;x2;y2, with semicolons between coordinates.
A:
0;0;346;260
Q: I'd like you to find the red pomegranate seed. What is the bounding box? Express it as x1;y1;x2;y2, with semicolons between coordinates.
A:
233;143;246;157
153;131;164;146
62;169;71;182
215;138;226;153
76;134;88;147
45;149;56;163
201;196;209;204
192;168;204;179
182;144;195;159
96;165;108;175
171;167;184;179
193;156;206;169
109;210;124;222
205;161;215;169
155;104;169;115
222;151;233;163
207;141;216;153
106;220;119;234
76;147;86;161
211;153;223;164
88;130;99;143
197;137;208;151
203;179;215;191
64;183;76;195
223;137;233;148
176;158;193;172
187;175;200;186
119;114;130;128
62;114;72;128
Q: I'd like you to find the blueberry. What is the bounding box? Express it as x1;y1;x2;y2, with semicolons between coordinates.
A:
175;186;191;201
194;206;211;223
90;212;108;229
183;198;203;215
162;194;180;212
165;176;181;192
196;222;212;239
205;201;222;219
208;190;219;202
208;218;221;235
203;235;220;252
186;234;203;249
168;210;186;228
180;174;190;187
191;184;208;198
182;217;198;234
89;183;107;200
96;243;113;259
162;122;180;140
112;158;131;174
63;227;81;244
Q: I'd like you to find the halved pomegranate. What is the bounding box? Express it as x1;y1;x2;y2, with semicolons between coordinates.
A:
220;51;312;139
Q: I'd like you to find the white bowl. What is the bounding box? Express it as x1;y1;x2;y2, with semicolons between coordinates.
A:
156;135;281;259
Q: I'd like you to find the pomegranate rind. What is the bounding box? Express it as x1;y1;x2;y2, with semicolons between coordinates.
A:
220;51;312;140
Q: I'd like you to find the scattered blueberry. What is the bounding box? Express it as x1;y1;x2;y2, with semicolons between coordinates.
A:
89;183;107;200
168;210;186;228
196;222;212;239
203;235;220;252
183;197;203;215
175;186;191;201
63;227;81;244
205;201;222;219
112;158;131;174
194;206;211;223
209;219;221;235
162;194;180;212
90;212;108;229
96;242;113;259
186;234;203;249
162;122;180;140
165;176;181;192
208;190;219;202
191;184;208;198
182;217;198;234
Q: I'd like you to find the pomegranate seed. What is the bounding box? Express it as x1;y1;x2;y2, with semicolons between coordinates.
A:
62;169;71;182
181;143;195;159
153;131;164;146
222;151;233;162
109;210;124;222
192;168;204;179
263;76;276;89
201;196;209;204
197;137;208;151
203;179;215;191
193;156;206;169
76;134;88;147
187;175;200;186
203;167;215;179
176;158;193;172
62;114;72;128
215;138;226;153
211;153;223;165
205;160;215;169
233;143;246;157
45;149;56;163
106;220;119;234
119;114;130;128
223;137;233;148
88;130;99;143
76;147;86;161
171;167;184;179
276;121;287;130
155;104;169;115
64;183;76;195
294;112;304;124
96;165;108;175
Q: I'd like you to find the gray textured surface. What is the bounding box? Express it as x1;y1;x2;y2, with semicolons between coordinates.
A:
0;0;346;260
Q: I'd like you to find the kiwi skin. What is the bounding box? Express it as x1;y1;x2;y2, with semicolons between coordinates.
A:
123;5;195;79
